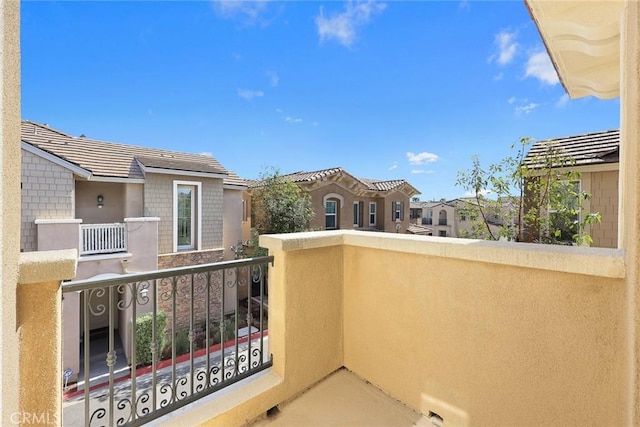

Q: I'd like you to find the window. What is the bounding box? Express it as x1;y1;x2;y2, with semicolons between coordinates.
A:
173;181;202;252
353;201;363;227
460;213;467;221
439;230;447;237
325;200;338;229
426;209;433;225
392;201;404;221
369;202;377;226
438;209;447;226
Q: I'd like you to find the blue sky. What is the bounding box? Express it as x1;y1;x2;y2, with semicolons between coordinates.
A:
21;1;620;200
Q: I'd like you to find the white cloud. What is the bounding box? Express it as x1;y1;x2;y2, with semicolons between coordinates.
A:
407;151;439;165
491;30;518;65
411;170;434;174
237;88;264;100
458;0;470;12
524;51;559;85
315;0;387;48
493;72;504;81
199;152;213;157
275;108;283;113
214;1;270;24
388;162;398;171
285;116;302;123
312;121;319;127
515;102;540;115
555;93;570;108
266;71;279;87
507;96;516;104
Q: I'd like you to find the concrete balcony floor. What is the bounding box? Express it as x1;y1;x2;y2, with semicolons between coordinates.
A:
252;369;431;427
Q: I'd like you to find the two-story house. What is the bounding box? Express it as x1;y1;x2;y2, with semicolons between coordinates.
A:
263;167;420;234
21;120;250;382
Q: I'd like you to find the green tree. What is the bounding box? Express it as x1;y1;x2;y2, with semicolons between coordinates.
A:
456;137;601;245
252;167;315;234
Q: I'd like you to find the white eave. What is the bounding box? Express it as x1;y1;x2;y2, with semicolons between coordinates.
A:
526;0;624;100
136;160;228;180
21;141;92;179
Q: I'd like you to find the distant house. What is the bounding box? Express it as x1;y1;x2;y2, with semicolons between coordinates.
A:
20;120;249;381
409;200;455;237
522;129;619;248
253;167;420;234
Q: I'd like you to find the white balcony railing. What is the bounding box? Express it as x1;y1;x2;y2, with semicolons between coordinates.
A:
80;223;127;256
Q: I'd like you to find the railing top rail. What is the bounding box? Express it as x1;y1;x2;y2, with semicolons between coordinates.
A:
62;255;274;293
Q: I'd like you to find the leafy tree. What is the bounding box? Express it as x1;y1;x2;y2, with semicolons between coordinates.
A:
456;137;601;245
251;167;315;234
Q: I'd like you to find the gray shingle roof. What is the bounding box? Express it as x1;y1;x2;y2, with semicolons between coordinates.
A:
523;129;619;168
21;121;246;187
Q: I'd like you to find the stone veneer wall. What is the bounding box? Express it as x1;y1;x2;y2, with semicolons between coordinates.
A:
157;249;225;333
21;149;74;252
143;173;224;254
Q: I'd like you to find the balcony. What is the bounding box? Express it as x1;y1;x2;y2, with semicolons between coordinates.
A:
17;230;628;426
79;223;127;256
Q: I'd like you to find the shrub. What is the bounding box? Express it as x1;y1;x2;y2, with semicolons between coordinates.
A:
174;330;190;355
134;311;167;366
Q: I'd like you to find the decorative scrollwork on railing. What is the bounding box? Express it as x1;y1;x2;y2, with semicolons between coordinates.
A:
224;268;237;289
135;392;151;418
251;347;263;369
224;356;237;380
116;398;132;426
89;408;106;426
175;376;189;401
116;283;132;311
193;271;208;296
209;364;221;387
87;287;107;316
237;266;248;288
159;382;176;408
251;264;264;284
238;352;249;374
175;274;191;299
195;369;208;393
158;276;177;302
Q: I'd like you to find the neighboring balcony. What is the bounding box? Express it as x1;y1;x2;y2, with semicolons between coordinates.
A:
18;230;629;426
35;217;160;278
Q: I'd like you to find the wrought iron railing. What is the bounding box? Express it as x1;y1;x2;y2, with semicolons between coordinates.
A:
61;256;273;426
80;223;128;256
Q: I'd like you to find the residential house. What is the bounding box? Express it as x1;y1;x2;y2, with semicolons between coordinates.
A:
254;167;420;234
409;200;456;236
522;129;619;248
20;120;248;381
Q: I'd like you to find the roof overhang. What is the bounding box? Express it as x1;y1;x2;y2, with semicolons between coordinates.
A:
21;141;92;179
526;0;624;99
136;160;228;180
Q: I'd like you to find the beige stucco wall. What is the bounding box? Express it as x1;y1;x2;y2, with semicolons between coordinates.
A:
223;188;243;260
75;180;126;224
143;173;223;255
382;191;410;233
1;1;21;423
21;149;74;252
36;219;81;252
589;170;619;248
342;241;625;426
242;191;252;243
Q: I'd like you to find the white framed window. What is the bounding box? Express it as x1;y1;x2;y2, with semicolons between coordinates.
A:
325;200;338;229
369;202;377;226
173;180;202;252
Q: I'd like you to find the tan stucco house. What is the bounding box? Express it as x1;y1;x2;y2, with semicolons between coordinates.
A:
20;120;249;381
523;129;619;248
265;167;420;234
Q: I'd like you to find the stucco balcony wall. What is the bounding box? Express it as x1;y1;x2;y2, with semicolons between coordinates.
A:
163;230;627;427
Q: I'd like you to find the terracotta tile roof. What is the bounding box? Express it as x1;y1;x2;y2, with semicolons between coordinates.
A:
21;121;246;187
523;129;619;168
280;167;345;183
359;178;407;192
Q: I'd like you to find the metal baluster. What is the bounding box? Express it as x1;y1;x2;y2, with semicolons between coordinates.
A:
234;267;239;377
151;279;158;413
171;276;177;405
83;290;90;426
189;273;195;398
259;264;265;366
247;265;252;372
220;269;225;382
108;285;115;426
205;271;211;388
131;283;138;423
